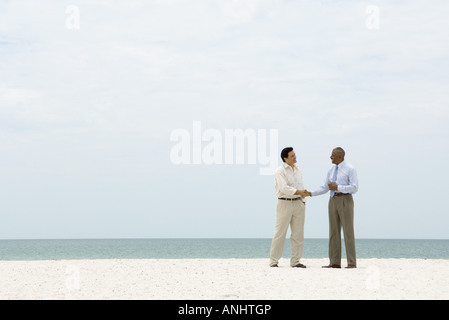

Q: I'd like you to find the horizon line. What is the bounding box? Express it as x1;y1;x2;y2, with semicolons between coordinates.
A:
1;237;448;241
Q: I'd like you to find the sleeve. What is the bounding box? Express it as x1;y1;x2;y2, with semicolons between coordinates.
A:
311;172;330;197
337;167;358;194
275;169;297;196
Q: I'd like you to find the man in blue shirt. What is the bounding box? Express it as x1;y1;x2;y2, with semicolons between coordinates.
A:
307;147;359;269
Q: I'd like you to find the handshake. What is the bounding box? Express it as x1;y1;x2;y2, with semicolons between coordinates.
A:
296;182;337;198
297;190;312;198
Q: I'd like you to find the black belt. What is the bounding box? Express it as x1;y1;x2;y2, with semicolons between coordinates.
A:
333;192;350;197
278;197;302;201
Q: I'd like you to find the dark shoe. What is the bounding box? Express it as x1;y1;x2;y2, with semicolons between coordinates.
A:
292;263;306;268
270;264;278;267
322;264;341;268
345;265;357;269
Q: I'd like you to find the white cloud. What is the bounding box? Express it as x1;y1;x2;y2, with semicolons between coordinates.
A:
1;0;448;238
0;88;42;103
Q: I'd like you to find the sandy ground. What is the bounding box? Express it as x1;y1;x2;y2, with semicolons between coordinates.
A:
1;258;448;300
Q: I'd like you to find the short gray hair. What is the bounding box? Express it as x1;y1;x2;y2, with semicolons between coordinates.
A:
333;147;345;158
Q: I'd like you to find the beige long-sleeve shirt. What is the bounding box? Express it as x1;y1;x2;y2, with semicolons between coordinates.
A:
274;162;304;200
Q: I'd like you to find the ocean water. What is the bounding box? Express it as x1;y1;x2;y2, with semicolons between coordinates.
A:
0;238;448;261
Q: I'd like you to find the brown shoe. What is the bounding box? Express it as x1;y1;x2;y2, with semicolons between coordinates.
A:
322;264;341;268
270;264;278;267
345;265;357;269
292;263;306;268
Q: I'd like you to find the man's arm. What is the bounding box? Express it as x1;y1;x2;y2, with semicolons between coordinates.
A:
275;169;297;196
310;171;331;197
275;169;308;198
337;167;358;194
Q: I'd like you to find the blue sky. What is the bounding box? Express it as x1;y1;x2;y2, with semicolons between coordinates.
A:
1;0;448;239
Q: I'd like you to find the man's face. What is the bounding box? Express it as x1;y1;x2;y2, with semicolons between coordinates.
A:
330;150;343;165
285;150;297;166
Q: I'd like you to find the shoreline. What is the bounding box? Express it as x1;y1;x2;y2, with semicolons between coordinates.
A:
1;258;448;299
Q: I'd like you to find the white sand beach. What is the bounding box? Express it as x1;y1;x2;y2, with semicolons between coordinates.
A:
1;258;448;300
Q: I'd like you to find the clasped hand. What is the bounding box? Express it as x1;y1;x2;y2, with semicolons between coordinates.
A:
328;182;338;191
297;189;312;198
298;182;337;198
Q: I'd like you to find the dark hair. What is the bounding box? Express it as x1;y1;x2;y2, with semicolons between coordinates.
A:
333;147;345;158
281;147;294;163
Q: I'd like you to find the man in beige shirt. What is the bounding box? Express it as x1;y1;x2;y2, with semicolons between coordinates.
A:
269;147;308;268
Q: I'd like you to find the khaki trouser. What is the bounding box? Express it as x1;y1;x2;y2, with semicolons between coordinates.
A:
269;199;305;267
328;194;356;266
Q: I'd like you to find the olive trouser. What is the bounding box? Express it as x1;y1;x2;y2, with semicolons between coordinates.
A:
328;194;356;266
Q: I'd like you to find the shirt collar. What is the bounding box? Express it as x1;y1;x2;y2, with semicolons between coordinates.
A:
283;162;297;170
336;160;346;168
